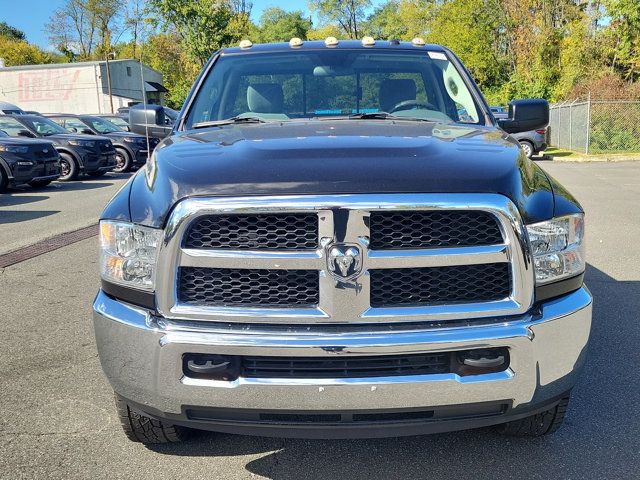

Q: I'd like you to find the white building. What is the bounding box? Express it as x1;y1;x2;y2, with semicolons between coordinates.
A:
0;59;166;114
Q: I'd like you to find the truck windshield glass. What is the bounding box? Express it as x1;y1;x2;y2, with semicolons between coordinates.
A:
186;50;483;128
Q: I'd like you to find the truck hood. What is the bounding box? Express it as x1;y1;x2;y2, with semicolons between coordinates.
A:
0;137;54;148
127;120;556;227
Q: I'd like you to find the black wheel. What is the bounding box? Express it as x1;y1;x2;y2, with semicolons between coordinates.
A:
499;395;570;437
58;153;79;181
0;169;8;192
88;171;106;178
114;395;190;444
519;140;534;159
113;148;132;173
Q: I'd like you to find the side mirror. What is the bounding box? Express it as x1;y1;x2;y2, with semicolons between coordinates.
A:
81;128;94;135
497;99;549;134
17;129;35;138
129;105;173;139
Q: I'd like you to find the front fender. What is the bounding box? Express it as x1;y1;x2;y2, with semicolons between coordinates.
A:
0;156;14;180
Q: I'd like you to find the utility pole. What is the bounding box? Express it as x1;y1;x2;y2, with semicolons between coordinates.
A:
105;51;115;114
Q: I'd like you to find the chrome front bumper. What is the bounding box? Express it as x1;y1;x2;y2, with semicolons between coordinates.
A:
93;287;591;428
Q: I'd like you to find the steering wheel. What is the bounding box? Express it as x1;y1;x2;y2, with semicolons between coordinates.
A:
390;99;436;113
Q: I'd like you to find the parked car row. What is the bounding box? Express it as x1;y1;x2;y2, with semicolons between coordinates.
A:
0;105;162;192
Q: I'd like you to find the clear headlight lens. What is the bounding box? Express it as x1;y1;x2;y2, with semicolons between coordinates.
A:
99;221;162;291
0;144;29;154
68;139;95;148
123;136;147;144
526;213;585;284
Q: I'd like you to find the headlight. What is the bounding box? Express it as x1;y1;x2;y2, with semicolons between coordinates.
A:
123;136;147;144
527;213;585;284
99;221;162;291
68;139;95;148
0;144;29;154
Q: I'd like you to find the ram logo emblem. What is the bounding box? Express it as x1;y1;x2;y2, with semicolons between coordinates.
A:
327;244;362;281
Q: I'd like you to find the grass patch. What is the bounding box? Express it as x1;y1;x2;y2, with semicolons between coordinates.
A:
543;148;576;157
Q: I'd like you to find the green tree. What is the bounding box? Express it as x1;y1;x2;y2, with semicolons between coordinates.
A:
0;21;26;41
428;0;508;93
603;0;640;80
308;0;371;39
86;0;123;57
117;33;201;109
365;1;407;39
0;37;56;66
146;0;236;65
256;8;312;43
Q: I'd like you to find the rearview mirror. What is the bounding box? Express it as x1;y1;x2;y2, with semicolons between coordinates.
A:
497;99;549;134
129;105;173;139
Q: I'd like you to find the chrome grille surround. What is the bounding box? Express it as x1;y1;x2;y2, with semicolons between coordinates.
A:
155;194;534;324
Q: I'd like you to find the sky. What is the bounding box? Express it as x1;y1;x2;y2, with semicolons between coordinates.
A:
2;0;384;50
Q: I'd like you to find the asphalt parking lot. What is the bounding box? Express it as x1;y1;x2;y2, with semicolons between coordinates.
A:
1;162;639;479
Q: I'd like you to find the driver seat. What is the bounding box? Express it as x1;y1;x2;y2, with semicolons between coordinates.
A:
379;79;417;113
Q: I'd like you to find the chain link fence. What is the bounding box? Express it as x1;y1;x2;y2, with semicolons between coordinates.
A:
549;98;640;154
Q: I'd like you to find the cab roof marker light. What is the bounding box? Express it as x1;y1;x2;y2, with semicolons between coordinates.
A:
362;36;375;47
239;39;253;49
325;37;339;47
412;37;426;46
289;37;303;47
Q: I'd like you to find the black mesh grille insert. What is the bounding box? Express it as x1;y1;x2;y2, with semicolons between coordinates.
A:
369;210;503;250
184;214;318;250
370;263;511;307
242;353;450;378
178;267;319;307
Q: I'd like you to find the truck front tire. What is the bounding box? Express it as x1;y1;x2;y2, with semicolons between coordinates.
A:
499;395;570;437
114;395;191;444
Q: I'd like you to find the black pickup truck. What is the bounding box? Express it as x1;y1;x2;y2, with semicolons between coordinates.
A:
94;39;592;444
0;115;116;180
0;131;60;191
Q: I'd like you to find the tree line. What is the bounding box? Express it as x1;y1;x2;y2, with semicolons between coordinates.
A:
0;0;639;109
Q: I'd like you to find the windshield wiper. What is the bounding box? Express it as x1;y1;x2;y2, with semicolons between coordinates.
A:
191;116;267;129
348;111;397;120
347;112;439;122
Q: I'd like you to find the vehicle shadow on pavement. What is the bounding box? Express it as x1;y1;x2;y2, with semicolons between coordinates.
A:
146;263;639;479
0;209;59;224
0;194;49;207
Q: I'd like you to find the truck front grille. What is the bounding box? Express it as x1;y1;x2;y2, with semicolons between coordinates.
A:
370;263;511;308
158;194;532;324
179;267;319;307
184;213;318;250
369;210;503;249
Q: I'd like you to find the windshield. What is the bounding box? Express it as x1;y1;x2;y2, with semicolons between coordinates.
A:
87;117;121;134
0;117;37;136
105;117;129;129
12;117;68;136
186;49;483;128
